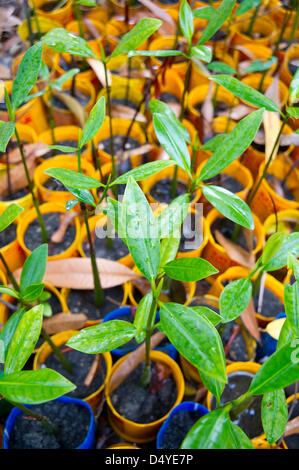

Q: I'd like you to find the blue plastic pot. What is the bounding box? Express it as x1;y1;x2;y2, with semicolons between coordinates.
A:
3;396;95;449
102;306;177;359
262;312;286;357
156;401;209;449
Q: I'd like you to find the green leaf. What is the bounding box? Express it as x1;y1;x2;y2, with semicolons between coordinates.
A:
22;283;45;302
111;161;176;186
149;99;190;143
20;244;48;295
284;282;299;336
288;253;299;281
121;177;160;280
199;108;264;180
159;236;181;268
66;320;136;353
220;278;252;323
42;303;53;318
193;6;216;20
163;257;218;282
12;42;43;110
210;75;280;113
64;185;95;207
66;199;79;211
181;408;231;449
0;121;15;152
44;168;102;189
77;0;96;6
286;106;299;118
289;68;299;104
191;306;222;327
261;232;287;265
179;0;194;45
228;423;254;449
234;0;261;16
50;68;80;90
0;286;20;299
128;50;183;58
134;292;154;343
160;303;227;383
198;0;236;45
0;369;75;404
263;233;299;271
80;96;105;148
242;57;277;75
42;28;97;58
0;340;4;364
106;197;126;242
190;45;212;63
0;308;26;359
200;370;225;405
110;18;162;59
277;317;294;351
153;113;191;175
5;305;43;375
207;61;236;74
261;390;288;444
157;193;190;239
248;343;299;395
202;185;254;229
48;145;77;153
0;203;23;232
200;133;227;152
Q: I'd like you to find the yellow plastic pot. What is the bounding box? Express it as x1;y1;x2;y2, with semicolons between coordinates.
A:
203;209;264;274
107;443;140;449
106;350;184;443
276;26;299;63
0;81;48;134
198;160;253;202
66;18;105;40
86;5;108;24
209;266;284;326
231;16;277;46
263;209;299;237
17;16;61;41
250;155;299;222
0;123;38;166
29;0;73;25
93;117;146;166
280;44;299;87
212;116;236;135
38;125;91;161
78;213;133;268
34;329;112;412
150;69;184;104
43;77;95;128
17;202;81;260
98;84;144;117
241;74;289;108
234;42;274;69
109;55;147;92
148;36;188;79
34;155;97;205
109;0;144;14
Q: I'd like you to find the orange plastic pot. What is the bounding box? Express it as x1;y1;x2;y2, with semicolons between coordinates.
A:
150;68;184;103
38;125;91;161
98;83;144;117
66;18;105;40
234;42;273;68
109;0;144;14
250;155;299;222
107;443;140;449
212;116;236;135
17;202;81;260
78;213;133;268
0;269;8;330
280;44;299;87
231;16;277;46
203;209;264;274
276;26;299;63
34;155;97;205
241;73;289;108
0;81;48;134
43;77;96;128
86;5;108;24
34;329;112;412
29;0;73;25
105;350;184;443
109;55;146;92
263;209;299;237
17;15;61;42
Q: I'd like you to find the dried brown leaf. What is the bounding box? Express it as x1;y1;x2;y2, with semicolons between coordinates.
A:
0;156;36;196
51;212;78;244
86;58;111;88
241;298;261;341
6;142;49;164
43;312;87;335
285;416;299;437
264;76;280;163
53;90;86;127
111;103;146;123
214;229;255;269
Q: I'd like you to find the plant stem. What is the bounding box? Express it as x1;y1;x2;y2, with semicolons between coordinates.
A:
180;59;191;120
14;127;48;243
289;2;299;43
6;400;60;437
139;281;157;388
246;3;261;37
170;165;178;199
49;88;56;155
103;61;117;188
25;0;34;46
273;9;292;57
73;0;84;39
41;329;73;374
0;252;19;292
31;0;41;40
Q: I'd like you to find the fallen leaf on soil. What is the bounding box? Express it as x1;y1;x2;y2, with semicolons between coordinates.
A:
214;229;255;269
241;298;261;341
263;76;281;163
52;90;86;127
285;416;299;436
0;156;36;196
6;142;49;164
51;212;79;244
118;143;153;161
134;0;175;34
86;58;111;88
111;103;146;123
84;355;101;387
43;312;87;335
227;104;252;120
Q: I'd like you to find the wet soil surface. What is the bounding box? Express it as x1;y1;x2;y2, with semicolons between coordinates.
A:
24;212;76;255
220;321;249;362
288;59;299;76
111;361;177;423
211;371;263;439
44;177;69;192
67;286;124;319
253;287;284;318
52;89;90;111
211;218;257;251
8;400;91;449
204;175;244;193
83;234;129;261
160;410;201;449
98;135;140;155
151;179;188;204
1;187;29;201
45;347;106;399
265;174;295;201
0;222;16;248
159;92;180;103
195;279;211;296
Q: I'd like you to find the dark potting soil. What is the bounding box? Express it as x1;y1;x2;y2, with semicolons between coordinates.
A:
160;92;180;104
251;140;289;154
220;321;249;362
211;218;257;251
161;278;187;304
111;98;137;110
151;179;188;204
0;222;16;248
211;371;263;439
196;101;229;116
265;174;295;201
284;399;299;449
195;279;211;296
47;291;62;315
52;89;90;111
44;177;68;192
1;187;29;201
160;410;201;449
288;59;299;77
83;234;129;261
210;29;227;42
40;1;59;12
24;212;76;256
253;287;284;318
204;174;244;194
111;361;177;423
98;135;140;155
8;400;90;449
41;139;83;160
67;286;124;319
45;348;106;399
